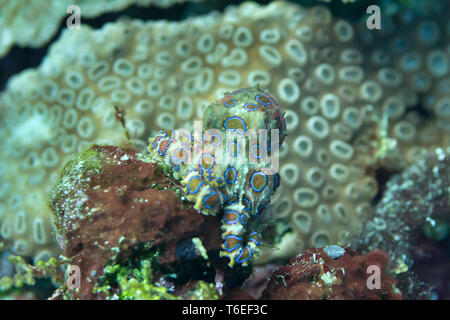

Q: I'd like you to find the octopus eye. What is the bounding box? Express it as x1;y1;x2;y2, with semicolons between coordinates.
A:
250;171;267;192
235;245;252;264
224;235;243;252
186;176;204;194
223;116;247;134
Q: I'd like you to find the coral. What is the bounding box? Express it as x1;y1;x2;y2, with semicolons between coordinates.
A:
0;0;205;58
147;87;286;267
353;148;449;299
0;1;449;265
260;247;402;300
379;0;445;17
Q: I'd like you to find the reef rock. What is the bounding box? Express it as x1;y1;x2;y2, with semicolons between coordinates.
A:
50;145;223;299
354;148;449;299
260;247;402;300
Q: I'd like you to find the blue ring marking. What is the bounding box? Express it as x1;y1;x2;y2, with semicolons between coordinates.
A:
186;176;204;194
186;168;200;176
224;98;237;108
215;177;223;185
227;141;240;157
218;189;228;202
211;134;222;147
250;171;267;192
235;245;252;264
250;144;264;160
224;235;243;252
199;153;215;172
227;193;238;205
151;134;166;150
203;190;219;209
255;94;271;106
239;214;248;226
158;138;173;157
256;203;268;216
223;210;240;224
273;173;280;191
151;138;160;150
244;102;258;111
182;142;192;151
248;232;261;246
224;166;237;184
265;129;272;154
242;197;252;211
223;116;247;135
170;147;187;171
170;156;179;171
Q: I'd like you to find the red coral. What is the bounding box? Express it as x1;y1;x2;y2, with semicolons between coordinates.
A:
260;247;402;300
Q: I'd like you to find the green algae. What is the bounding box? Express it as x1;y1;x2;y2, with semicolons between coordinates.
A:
0;255;64;295
94;249;218;300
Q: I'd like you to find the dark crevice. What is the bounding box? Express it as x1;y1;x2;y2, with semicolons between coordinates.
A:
371;166;400;206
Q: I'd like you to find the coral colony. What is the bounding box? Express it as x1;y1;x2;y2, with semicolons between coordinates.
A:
0;0;448;300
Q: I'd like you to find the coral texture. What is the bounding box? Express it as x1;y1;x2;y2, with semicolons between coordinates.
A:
260;247;402;300
353;148;449;299
0;0;204;57
0;1;449;265
148;87;286;267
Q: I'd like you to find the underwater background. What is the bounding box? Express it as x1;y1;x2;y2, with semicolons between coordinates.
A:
0;0;448;300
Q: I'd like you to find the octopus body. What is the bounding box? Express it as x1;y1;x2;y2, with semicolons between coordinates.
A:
148;87;287;267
